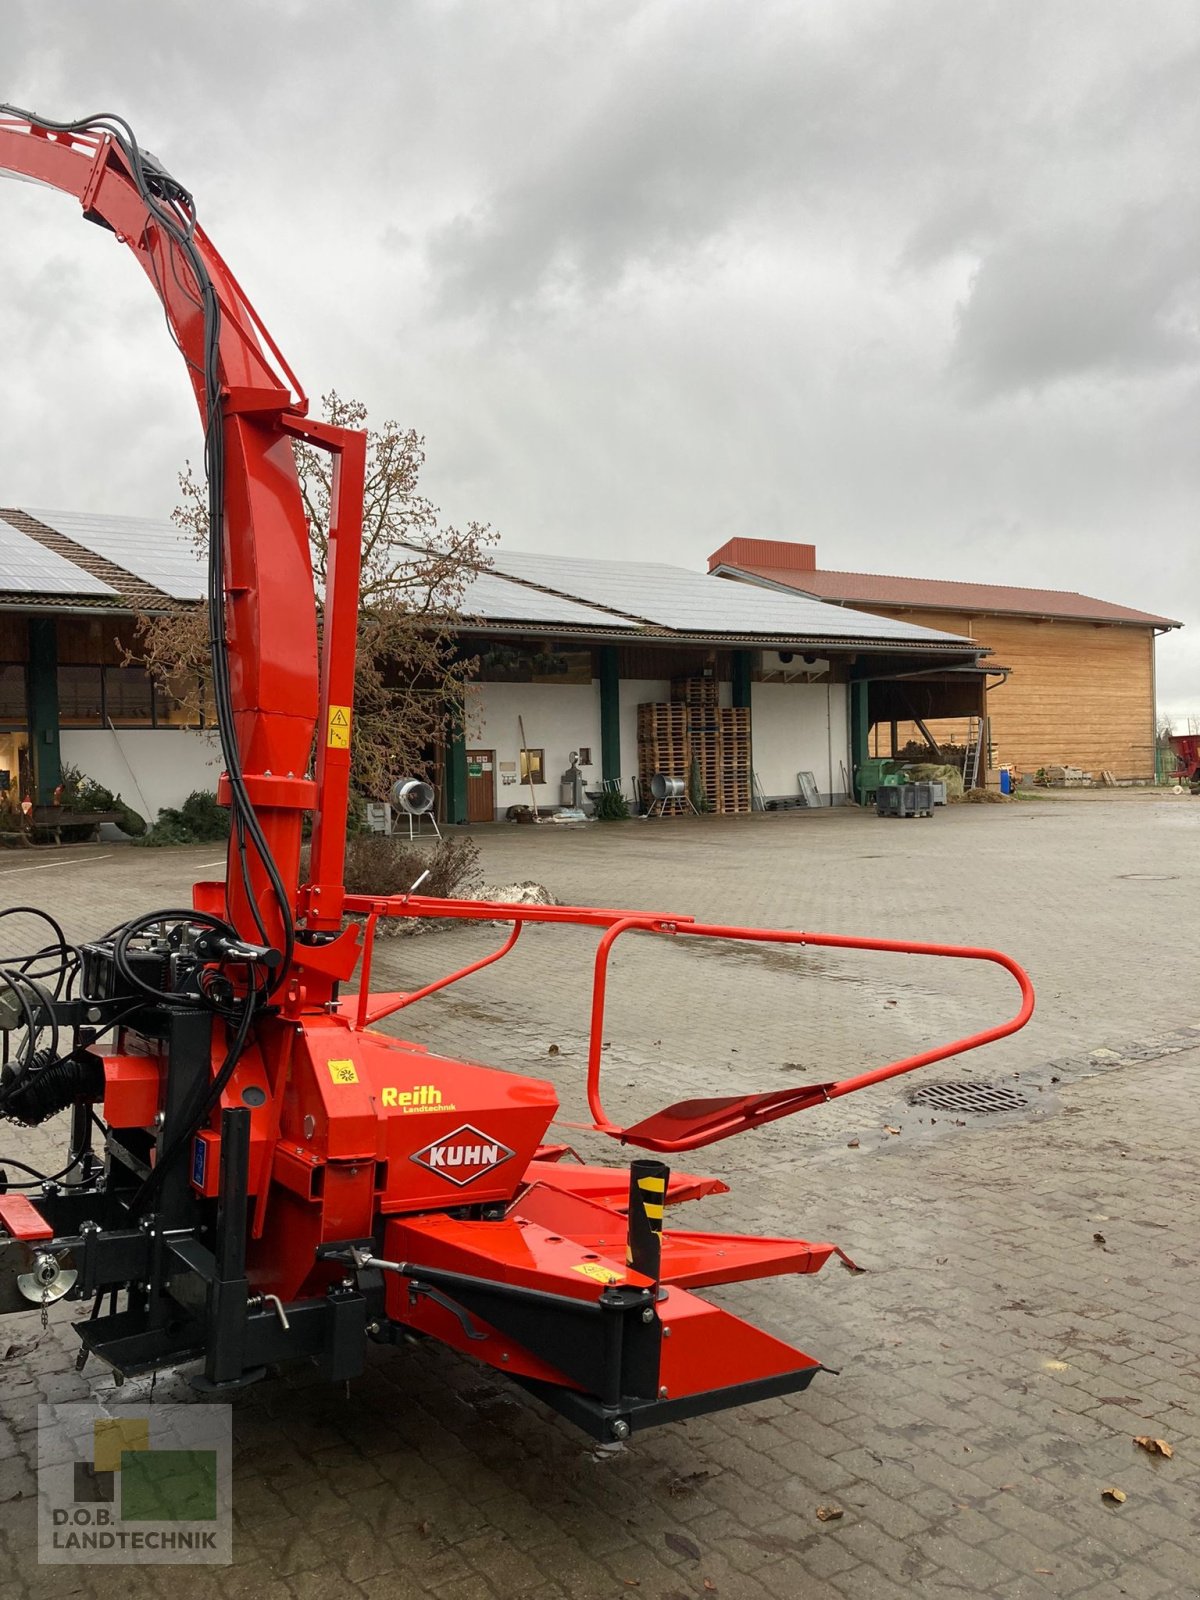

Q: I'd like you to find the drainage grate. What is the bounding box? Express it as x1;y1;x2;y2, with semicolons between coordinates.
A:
907;1080;1029;1115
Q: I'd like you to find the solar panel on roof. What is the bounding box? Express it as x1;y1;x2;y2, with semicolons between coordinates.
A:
0;519;116;596
460;569;628;627
24;508;206;601
488;550;973;645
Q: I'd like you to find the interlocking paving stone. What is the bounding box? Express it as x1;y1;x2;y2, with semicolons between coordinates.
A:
1;795;1197;1597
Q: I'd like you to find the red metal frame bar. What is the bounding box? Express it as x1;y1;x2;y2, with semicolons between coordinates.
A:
341;892;1035;1150
355;917;524;1029
0;114;338;954
0;113;377;966
284;416;367;933
584;917;1034;1149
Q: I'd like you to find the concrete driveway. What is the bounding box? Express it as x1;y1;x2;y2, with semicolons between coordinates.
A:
0;794;1197;1598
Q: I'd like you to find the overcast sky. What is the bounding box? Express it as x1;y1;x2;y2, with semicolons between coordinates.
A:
2;1;1197;717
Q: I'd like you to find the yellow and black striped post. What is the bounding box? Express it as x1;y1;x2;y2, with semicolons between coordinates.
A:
626;1159;669;1283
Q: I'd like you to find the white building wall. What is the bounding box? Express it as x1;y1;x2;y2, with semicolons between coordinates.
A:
468;681;602;817
57;678;849;825
750;680;849;805
61;729;222;823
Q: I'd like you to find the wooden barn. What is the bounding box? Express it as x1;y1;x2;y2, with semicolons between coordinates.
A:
709;538;1182;782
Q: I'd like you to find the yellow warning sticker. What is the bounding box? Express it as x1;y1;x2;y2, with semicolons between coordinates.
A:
327;1058;359;1085
327;704;351;749
572;1262;623;1285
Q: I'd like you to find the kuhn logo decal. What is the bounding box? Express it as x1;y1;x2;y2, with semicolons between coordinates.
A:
411;1124;514;1187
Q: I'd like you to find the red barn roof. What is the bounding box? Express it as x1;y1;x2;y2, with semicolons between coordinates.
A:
707;538;1181;629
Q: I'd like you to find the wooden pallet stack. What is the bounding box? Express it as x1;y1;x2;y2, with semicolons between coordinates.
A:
637;684;752;814
716;706;751;813
637;702;691;801
670;678;719;809
671;676;718;714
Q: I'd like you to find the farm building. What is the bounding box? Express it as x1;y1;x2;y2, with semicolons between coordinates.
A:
0;507;991;824
709;538;1182;782
447;549;989;820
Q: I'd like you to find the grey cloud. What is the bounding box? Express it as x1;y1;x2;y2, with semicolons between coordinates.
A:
953;208;1200;394
1;0;1198;715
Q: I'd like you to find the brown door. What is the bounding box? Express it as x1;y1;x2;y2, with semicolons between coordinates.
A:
466;749;495;823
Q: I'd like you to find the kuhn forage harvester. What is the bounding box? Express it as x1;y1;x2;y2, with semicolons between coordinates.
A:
0;108;1033;1442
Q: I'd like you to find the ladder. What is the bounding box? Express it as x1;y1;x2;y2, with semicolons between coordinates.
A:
963;717;984;788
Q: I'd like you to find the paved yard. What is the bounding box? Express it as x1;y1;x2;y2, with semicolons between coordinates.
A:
0;794;1197;1598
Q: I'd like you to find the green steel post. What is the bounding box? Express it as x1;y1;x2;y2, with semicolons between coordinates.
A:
731;650;752;710
28;619;61;806
850;680;870;802
444;713;468;825
599;646;621;785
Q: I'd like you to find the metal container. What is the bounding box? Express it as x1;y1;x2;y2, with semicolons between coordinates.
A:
391;778;435;816
876;782;934;819
649;773;686;801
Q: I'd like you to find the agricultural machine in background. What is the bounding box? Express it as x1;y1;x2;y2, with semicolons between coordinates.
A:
1167;733;1200;789
0;108;1033;1441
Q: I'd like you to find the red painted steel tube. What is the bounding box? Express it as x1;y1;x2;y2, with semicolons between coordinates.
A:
354;912;380;1031
583;918;1034;1148
340;891;1034;1152
290;418;367;931
341;892;693;931
0;115;330;952
360;921;524;1027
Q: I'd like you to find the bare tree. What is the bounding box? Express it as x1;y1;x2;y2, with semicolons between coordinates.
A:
137;393;494;799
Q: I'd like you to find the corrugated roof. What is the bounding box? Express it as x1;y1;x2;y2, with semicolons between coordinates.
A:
487;549;975;647
713;559;1181;629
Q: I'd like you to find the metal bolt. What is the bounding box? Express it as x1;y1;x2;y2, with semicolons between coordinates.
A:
641;1307;655;1323
500;1353;509;1363
153;1112;165;1130
366;1321;381;1335
658;1386;669;1398
611;1420;630;1440
341;1277;354;1289
662;1326;671;1338
86;1006;103;1024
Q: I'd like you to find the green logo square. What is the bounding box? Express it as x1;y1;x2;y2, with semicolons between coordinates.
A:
119;1450;218;1522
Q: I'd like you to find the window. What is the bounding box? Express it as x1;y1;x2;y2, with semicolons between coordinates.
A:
576;746;592;766
58;665;104;727
154;671;208;728
0;665;26;729
519;748;545;785
55;664;206;730
104;666;154;727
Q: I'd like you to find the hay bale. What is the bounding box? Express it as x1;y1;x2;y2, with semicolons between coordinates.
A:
904;762;965;799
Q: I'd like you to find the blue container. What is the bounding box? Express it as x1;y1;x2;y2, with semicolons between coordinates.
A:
999;768;1011;796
